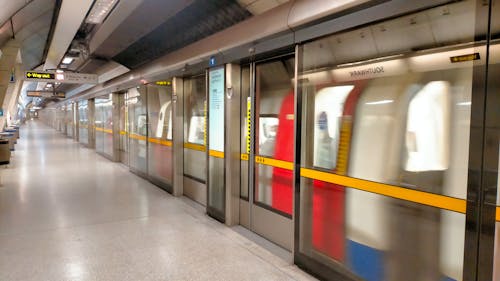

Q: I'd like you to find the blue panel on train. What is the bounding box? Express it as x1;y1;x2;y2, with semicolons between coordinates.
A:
442;277;456;281
347;240;383;281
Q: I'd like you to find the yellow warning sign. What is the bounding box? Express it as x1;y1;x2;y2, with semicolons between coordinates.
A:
246;97;251;154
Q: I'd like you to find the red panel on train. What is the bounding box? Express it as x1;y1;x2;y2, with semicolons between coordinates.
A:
311;84;363;261
271;91;295;215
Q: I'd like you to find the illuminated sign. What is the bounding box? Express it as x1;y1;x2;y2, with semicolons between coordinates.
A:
450;53;480;63
24;71;98;84
25;71;55;80
209;57;216;67
54;92;66;98
27;91;66;98
155;81;171;86
208;67;225;152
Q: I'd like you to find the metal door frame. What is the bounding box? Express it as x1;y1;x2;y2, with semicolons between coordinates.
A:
240;52;296;251
206;65;227;223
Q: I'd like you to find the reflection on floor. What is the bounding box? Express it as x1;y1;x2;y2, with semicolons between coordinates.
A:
0;121;315;281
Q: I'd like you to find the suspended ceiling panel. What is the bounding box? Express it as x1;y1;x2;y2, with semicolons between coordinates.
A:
43;0;93;70
0;1;29;28
89;0;145;54
93;0;195;59
0;0;57;70
112;0;252;69
238;0;289;15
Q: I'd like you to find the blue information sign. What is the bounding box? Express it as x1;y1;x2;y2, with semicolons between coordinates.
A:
209;57;216;67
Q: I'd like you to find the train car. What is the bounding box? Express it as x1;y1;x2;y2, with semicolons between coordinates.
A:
296;1;481;280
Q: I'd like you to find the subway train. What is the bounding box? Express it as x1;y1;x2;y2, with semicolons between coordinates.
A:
38;0;500;281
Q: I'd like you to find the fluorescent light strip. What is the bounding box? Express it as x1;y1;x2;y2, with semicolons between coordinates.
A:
85;0;119;24
365;100;394;105
62;57;74;64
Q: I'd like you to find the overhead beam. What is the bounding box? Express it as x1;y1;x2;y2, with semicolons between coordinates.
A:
43;0;94;71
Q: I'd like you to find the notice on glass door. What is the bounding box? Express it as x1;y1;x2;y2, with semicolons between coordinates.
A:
209;67;225;152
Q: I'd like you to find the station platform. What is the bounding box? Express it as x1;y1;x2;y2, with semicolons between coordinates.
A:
0;121;315;281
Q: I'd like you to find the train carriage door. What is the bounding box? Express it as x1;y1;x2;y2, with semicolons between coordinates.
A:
239;55;295;250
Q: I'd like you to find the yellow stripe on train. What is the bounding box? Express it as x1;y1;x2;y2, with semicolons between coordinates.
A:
300;167;466;214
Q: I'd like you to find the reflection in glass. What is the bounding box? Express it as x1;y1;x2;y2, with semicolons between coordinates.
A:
297;2;477;280
240;66;250;199
128;87;148;174
95;95;113;157
313;86;353;170
66;105;73;137
254;57;295;215
147;83;173;187
183;75;207;181
78;100;88;145
118;93;128;163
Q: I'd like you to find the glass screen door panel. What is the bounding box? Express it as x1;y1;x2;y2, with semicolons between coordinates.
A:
147;82;174;191
294;2;487;280
127;87;148;175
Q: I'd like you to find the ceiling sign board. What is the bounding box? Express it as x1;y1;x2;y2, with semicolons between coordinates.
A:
57;72;98;84
27;91;66;98
24;71;98;84
25;71;55;81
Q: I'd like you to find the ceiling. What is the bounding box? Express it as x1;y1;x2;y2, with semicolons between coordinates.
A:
0;0;58;70
0;0;290;105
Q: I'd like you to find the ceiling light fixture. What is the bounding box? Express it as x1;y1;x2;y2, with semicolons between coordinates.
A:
85;0;119;24
62;57;74;64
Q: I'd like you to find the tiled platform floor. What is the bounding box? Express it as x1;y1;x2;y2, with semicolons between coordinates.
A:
0;121;316;281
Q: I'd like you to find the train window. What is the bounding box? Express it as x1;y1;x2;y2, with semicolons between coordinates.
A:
313;86;353;170
258;116;278;157
147;84;172;139
405;81;450;172
188;116;205;144
184;75;206;145
128;88;147;136
183;74;207;182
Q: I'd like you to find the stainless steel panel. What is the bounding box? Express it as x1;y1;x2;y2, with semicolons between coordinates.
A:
208;156;225;219
173;77;184;196
146;83;173;187
225;64;241;225
252;204;293;251
239;199;250;228
184;149;206;181
183;176;207;206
